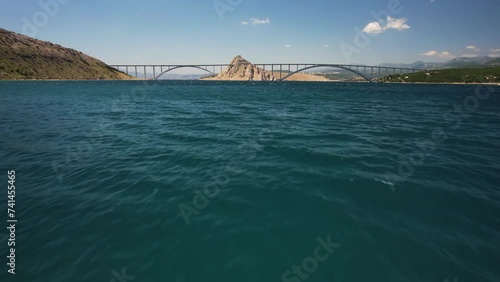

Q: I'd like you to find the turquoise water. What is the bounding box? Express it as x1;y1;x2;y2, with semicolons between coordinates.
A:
1;81;499;282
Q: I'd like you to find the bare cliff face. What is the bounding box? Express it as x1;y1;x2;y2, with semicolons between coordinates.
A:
205;55;276;81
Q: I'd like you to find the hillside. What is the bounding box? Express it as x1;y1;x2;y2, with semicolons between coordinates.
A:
0;28;131;80
381;67;500;83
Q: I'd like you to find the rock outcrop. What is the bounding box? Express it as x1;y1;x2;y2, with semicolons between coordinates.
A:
203;55;276;81
0;28;131;80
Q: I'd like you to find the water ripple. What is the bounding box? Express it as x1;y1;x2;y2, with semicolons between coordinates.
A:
1;81;499;282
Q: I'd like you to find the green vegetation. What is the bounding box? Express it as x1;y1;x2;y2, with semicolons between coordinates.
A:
0;28;131;80
381;67;500;83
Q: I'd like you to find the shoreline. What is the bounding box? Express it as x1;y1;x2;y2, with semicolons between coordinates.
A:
1;79;499;85
378;81;500;86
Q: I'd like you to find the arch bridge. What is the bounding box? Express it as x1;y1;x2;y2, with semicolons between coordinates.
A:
110;64;423;82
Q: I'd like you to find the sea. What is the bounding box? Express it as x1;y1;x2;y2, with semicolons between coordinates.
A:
0;80;499;282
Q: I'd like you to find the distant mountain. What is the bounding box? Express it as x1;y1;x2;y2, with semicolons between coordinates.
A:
486;58;500;66
0;27;131;80
158;73;208;80
442;56;494;68
379;61;444;70
380;56;500;70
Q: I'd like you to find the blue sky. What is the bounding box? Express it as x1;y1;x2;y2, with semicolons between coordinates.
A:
1;0;500;66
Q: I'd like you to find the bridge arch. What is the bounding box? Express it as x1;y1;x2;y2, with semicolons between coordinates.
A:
281;65;372;82
155;65;215;80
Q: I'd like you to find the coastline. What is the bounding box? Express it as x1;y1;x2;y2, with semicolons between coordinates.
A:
1;78;499;85
1;79;499;85
379;81;500;86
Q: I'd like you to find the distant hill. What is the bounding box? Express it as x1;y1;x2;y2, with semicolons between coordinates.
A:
486;58;500;66
441;56;493;68
0;28;131;80
382;67;500;83
380;56;500;70
380;61;444;69
379;61;444;70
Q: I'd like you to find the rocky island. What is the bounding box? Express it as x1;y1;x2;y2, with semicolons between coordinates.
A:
202;55;331;82
202;55;276;81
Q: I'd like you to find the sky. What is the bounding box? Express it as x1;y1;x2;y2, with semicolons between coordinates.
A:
1;0;500;66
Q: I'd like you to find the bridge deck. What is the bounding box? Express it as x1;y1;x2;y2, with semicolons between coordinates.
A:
110;63;423;82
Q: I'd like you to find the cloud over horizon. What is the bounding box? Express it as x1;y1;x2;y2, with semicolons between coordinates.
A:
363;17;411;34
460;54;479;58
489;49;500;57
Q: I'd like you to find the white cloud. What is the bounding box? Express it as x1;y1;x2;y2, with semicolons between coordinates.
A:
466;45;480;52
363;22;384;34
489;53;500;58
323;44;330;48
490;48;500;53
250;17;270;25
385;17;411;31
284;44;292;48
421;50;438;56
241;21;248;25
440;51;453;59
363;16;410;34
420;50;455;60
